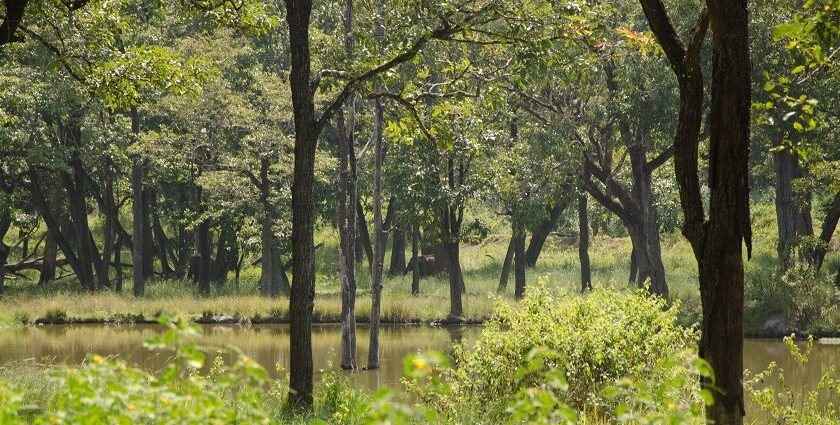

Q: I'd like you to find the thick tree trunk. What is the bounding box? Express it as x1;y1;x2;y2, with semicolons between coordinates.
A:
524;199;568;267
411;225;420;296
286;0;318;410
498;233;515;292
513;224;526;300
579;193;592;291
389;223;406;275
815;193;840;271
701;4;751;422
774;148;814;268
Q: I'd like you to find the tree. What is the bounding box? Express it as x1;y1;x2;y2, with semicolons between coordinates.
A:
638;0;751;423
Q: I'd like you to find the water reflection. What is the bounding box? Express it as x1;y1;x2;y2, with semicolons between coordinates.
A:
1;325;837;419
0;323;482;390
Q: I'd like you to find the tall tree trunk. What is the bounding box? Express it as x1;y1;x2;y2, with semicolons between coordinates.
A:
498;233;515;292
337;105;358;369
579;193;592;291
151;193;173;277
524;199;568;267
130;107;145;296
411;225;420;296
628;246;638;284
815;192;840;271
367;0;386;370
286;0;318;409
513;223;526;300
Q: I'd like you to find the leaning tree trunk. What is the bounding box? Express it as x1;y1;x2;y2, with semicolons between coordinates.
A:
498;233;515;292
815;192;840;271
579;192;592;291
525;198;568;267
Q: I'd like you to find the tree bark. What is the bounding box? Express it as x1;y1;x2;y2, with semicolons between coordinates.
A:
141;186;155;278
498;233;515;292
337;104;357;369
579;193;592;291
286;0;318;410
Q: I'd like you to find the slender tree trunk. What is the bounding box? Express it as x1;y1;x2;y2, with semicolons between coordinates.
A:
367;0;386;370
411;225;420;296
259;157;275;297
114;234;123;293
337;104;357;369
152;202;173;277
498;230;515;292
0;211;11;295
141;187;155;278
102;174;115;288
628;246;638;284
525;199;568;267
513;223;526;300
579;193;592;291
131;107;145;296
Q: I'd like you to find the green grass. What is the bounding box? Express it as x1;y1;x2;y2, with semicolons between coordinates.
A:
2;204;838;333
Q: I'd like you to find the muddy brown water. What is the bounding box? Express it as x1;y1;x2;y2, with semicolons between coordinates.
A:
0;324;837;418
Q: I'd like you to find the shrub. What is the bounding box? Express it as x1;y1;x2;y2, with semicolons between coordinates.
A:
411;284;702;422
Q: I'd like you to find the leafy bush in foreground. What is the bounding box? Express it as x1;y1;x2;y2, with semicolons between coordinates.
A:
409;284;704;422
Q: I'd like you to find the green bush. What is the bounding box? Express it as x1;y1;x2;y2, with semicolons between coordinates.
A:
410;284;703;422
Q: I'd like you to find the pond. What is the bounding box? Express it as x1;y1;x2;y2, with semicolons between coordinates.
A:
0;324;837;418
